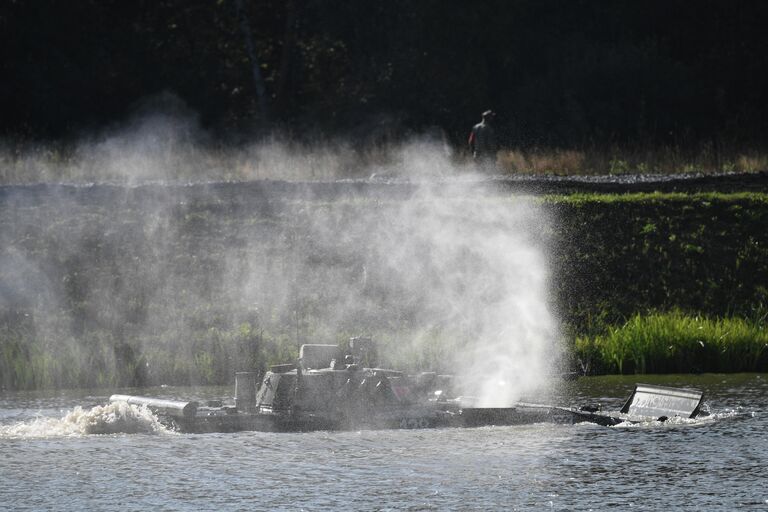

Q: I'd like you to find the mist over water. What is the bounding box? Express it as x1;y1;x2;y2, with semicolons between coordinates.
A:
338;187;560;406
1;94;454;184
0;108;561;405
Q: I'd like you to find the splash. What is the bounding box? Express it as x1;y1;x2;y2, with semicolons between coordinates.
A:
0;107;563;402
398;192;559;407
0;402;169;438
610;408;752;429
253;175;561;407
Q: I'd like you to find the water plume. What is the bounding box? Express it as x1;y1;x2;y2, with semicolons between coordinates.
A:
0;107;562;404
322;184;560;406
0;402;167;438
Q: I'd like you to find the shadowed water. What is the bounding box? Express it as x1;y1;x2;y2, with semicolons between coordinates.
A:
1;374;765;510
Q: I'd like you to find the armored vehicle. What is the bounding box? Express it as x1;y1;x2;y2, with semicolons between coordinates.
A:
110;338;705;433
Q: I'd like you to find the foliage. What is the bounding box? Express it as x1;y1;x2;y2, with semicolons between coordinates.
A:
2;190;768;389
575;311;768;374
1;1;767;151
545;192;768;332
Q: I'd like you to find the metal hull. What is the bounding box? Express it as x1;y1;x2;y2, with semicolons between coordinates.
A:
157;403;580;434
109;340;705;433
110;384;706;433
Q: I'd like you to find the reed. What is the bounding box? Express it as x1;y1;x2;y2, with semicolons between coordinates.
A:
575;311;768;374
498;146;768;175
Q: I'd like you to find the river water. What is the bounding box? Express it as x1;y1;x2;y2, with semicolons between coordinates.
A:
1;374;765;511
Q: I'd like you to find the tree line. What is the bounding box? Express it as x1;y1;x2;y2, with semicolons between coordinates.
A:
2;0;767;151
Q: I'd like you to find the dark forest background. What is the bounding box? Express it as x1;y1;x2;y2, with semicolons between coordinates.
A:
2;0;768;151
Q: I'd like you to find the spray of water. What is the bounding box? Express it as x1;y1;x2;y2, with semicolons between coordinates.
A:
0;99;562;405
0;402;168;438
394;191;557;406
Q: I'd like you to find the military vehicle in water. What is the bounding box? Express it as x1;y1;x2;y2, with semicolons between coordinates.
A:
110;338;706;433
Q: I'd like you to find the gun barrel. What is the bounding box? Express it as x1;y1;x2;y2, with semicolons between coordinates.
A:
110;394;198;419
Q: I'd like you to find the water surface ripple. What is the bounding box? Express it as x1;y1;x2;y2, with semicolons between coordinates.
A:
1;374;765;511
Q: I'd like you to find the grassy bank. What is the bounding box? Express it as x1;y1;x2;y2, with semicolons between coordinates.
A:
575;311;768;374
545;192;768;334
2;189;768;389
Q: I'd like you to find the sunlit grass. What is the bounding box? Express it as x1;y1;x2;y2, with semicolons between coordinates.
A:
498;147;768;175
575;311;768;374
540;191;768;205
1;140;766;184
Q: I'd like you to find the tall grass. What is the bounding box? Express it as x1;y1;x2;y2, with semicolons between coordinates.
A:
498;146;768;175
575;311;768;374
2;141;767;185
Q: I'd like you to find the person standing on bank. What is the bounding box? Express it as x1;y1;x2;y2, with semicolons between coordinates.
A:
468;110;498;165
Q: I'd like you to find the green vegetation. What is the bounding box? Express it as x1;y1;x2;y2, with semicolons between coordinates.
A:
556;192;768;374
498;149;768;176
2;190;768;390
545;192;768;334
2;147;767;185
4;2;766;387
3;2;768;155
575;311;768;374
